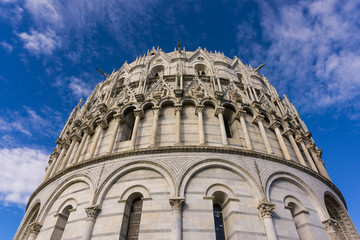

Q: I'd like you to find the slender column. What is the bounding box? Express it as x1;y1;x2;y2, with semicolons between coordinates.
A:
283;128;306;166
195;105;205;145
51;142;69;177
150;107;161;147
60;134;81;170
73;126;93;165
27;222;42;240
236;110;252;150
216;77;222;91
252;114;273;154
42;151;59;181
169;198;185;240
174;104;182;145
129;109;144;150
251;87;259;101
257;201;277;240
309;145;330;179
107;114;122;154
269;121;291;160
215;107;228;145
81;205;101;240
322;218;338;240
296;136;319;172
88;120;108;159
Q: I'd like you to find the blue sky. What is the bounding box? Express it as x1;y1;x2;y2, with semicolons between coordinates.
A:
0;0;359;238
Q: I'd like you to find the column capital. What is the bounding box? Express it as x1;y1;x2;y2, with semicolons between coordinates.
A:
169;197;185;212
268;121;281;131
195;105;205;115
252;114;264;124
257;200;276;220
73;119;82;128
214;106;225;116
304;131;312;139
134;109;144;118
282;128;295;137
85;205;101;222
96;119;109;130
152;106;162;115
113;113;125;123
82;125;95;135
61;141;70;150
28;221;42;235
70;134;82;143
97;103;108;113
317;148;323;159
295;135;305;144
322;218;338;240
235;109;246;119
55;137;63;144
174;104;183;114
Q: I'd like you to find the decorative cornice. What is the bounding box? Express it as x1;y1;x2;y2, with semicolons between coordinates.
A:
27;145;346;211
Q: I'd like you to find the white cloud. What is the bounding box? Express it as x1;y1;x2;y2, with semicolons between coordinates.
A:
17;29;60;56
0;147;49;205
0;41;13;52
68;76;92;98
239;0;360;115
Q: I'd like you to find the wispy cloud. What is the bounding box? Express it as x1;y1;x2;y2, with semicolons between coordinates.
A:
0;41;13;52
17;29;60;56
238;0;360;116
0;147;49;205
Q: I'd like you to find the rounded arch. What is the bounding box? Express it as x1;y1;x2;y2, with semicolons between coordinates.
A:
120;104;137;116
178;158;263;199
205;183;236;200
38;174;94;223
120;185;151;202
201;99;217;108
265;172;327;220
94;161;176;206
16;201;41;240
194;63;209;76
283;195;308;213
56;198;78;215
241;105;256;116
149;65;165;78
104;109;119;123
159;98;176;108
140;101;156;111
221;102;238;112
180;97;197;106
90;116;102;128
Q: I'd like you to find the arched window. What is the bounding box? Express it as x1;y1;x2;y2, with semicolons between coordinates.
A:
120;194;144;240
121;110;135;141
51;205;72;240
213;203;226;240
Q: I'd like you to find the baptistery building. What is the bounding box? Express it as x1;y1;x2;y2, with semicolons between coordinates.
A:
15;46;359;240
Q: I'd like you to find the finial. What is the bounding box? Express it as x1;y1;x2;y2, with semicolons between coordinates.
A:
254;63;266;73
97;68;109;77
177;40;181;53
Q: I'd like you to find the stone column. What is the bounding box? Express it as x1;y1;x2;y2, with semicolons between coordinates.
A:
257;201;277;240
169;198;185;240
174;104;182;145
269;121;291;161
72;126;93;165
88;120;108;159
106;113;122;154
252;114;273;154
129;109;144;150
195;105;205;145
322;218;338;240
27;221;42;240
150;106;161;147
283;128;306;166
309;146;330;179
81;205;101;240
51;142;70;177
215;107;228;145
42;151;59;181
236;110;252;150
296;136;319;172
60;134;81;170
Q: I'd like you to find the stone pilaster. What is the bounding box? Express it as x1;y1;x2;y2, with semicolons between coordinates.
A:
322;218;338;240
195;105;205;145
107;113;123;154
27;221;42;240
215;107;228;145
174;104;182;145
169;198;185;240
81;205;101;240
257;200;277;240
252;114;272;154
269;120;291;161
236;110;252;150
150;106;162;147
